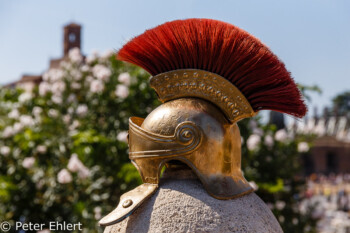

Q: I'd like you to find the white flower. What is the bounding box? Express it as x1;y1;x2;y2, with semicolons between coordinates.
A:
42;71;50;81
19;115;34;127
35;179;44;189
92;64;111;82
67;153;84;172
67;153;90;179
278;216;285;223
51;94;62;104
68;107;74;114
69;120;80;131
275;129;288;142
101;49;114;60
59;144;66;153
39;82;51;96
48;109;59;118
117;131;128;143
249;120;258;129
86;56;95;64
13;122;23;133
298;142;309;153
247;134;261;151
76;104;88;117
118;72;131;86
51;81;66;94
36;145;47;154
292;218;298;225
94;206;102;220
18;82;35;93
22;157;35;169
18;92;32;103
85;75;94;84
46;69;64;82
253;128;264;136
32;106;42;117
276;201;286;210
90;80;104;93
2;126;14;138
139;82;147;90
115;85;129;99
8;109;20;119
264;135;274;148
78;166;90;179
63;114;71;124
67;94;77;103
68;47;83;63
81;64;90;72
71;82;81;90
70;69;82;81
0;146;11;156
57;169;72;184
59;61;71;70
94;206;102;214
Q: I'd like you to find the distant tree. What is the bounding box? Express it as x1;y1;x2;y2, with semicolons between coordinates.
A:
332;91;350;116
297;84;322;103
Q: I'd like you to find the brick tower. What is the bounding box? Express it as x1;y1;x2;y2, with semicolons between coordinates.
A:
63;23;81;56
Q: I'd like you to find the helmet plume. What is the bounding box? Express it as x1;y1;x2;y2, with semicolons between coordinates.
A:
117;18;307;118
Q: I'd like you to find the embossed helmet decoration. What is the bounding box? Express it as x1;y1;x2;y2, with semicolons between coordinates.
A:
99;18;307;226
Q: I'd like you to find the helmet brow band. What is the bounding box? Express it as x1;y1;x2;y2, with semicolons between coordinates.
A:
150;69;256;123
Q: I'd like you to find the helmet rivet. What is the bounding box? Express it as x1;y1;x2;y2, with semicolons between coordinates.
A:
122;199;133;208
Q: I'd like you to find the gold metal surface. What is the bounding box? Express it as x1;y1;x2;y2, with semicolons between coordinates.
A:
99;183;158;226
100;69;257;225
129;117;202;159
150;69;256;123
128;98;253;199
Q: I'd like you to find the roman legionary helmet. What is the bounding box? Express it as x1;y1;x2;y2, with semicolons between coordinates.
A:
99;18;307;226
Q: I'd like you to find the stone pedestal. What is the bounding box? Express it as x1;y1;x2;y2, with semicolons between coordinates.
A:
103;168;283;233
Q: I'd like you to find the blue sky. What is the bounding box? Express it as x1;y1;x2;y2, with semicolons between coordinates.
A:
1;0;349;114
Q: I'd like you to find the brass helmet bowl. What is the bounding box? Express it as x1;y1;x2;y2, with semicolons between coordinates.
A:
129;97;253;199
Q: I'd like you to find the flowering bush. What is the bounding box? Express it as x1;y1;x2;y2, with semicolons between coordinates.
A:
0;48;315;232
240;118;317;233
0;48;159;232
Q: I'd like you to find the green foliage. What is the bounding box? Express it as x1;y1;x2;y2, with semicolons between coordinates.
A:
332;91;350;116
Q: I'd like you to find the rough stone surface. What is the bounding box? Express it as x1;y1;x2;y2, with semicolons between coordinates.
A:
103;175;283;233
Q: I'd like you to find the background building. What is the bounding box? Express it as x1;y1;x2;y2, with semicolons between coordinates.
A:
5;22;82;89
